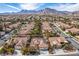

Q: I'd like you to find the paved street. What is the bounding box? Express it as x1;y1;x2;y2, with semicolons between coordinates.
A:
52;23;79;49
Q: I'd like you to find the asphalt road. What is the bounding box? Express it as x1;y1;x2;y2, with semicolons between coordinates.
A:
52;23;79;49
0;30;14;46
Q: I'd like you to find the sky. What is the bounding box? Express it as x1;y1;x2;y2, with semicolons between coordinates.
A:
0;3;79;13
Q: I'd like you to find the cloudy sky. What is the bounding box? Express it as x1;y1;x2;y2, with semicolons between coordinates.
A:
0;3;79;13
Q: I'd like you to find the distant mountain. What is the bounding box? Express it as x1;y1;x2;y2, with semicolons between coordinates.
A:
37;8;58;14
18;8;70;15
0;8;78;15
72;11;79;14
19;10;37;13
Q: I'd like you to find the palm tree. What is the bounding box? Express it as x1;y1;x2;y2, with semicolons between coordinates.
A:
43;30;53;54
1;42;15;55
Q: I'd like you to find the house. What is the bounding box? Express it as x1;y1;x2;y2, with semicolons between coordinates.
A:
66;27;79;35
56;22;72;29
30;37;48;48
42;21;52;33
48;37;68;48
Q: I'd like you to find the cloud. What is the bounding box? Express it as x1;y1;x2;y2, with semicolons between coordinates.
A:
6;4;21;11
63;3;79;12
49;3;79;12
20;3;79;12
20;3;43;10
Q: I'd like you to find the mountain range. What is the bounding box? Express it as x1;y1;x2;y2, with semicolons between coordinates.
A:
0;8;78;15
18;8;71;15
